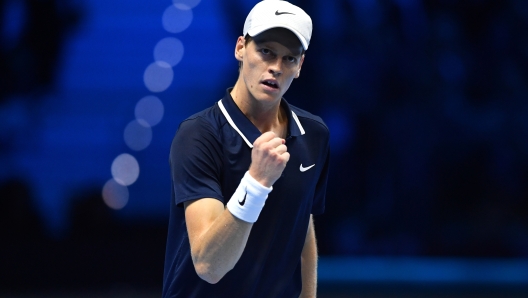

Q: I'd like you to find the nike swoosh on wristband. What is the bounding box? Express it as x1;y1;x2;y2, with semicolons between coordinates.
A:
299;164;315;172
275;10;295;15
239;191;247;206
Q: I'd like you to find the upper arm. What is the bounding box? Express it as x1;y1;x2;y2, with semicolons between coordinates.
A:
171;118;224;206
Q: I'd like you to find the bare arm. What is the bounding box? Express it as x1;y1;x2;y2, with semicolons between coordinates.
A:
184;198;252;284
184;132;289;284
299;215;317;298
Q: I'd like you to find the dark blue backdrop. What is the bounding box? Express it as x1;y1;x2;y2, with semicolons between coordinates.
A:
1;0;528;294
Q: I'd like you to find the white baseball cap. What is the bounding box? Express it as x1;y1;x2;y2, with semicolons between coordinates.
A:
243;0;312;50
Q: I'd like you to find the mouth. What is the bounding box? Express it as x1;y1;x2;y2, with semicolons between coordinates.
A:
261;79;280;90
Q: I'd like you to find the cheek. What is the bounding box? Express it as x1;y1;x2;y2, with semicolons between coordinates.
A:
283;79;294;89
286;71;298;84
241;63;258;88
242;59;263;81
244;56;260;71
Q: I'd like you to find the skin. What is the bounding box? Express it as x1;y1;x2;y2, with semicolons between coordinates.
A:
183;28;318;296
231;28;304;143
300;216;317;298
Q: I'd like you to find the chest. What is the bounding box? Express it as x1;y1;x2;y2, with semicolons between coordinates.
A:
219;132;322;206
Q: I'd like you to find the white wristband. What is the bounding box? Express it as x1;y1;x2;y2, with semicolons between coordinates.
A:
226;171;273;223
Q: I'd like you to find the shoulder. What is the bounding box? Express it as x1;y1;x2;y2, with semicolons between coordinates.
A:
170;103;229;159
175;103;226;139
289;104;329;137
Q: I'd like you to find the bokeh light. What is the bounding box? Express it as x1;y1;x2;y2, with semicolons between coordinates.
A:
162;4;193;33
102;178;129;210
135;95;164;127
144;61;173;92
154;37;184;67
172;0;201;10
111;153;140;186
124;119;153;151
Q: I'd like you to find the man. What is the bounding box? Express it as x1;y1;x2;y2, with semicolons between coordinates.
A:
162;1;330;297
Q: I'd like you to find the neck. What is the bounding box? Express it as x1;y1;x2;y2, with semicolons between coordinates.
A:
230;79;287;138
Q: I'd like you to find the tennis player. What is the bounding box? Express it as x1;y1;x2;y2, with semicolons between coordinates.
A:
162;1;330;297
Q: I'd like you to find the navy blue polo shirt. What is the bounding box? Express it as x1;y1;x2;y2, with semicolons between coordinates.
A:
162;89;330;298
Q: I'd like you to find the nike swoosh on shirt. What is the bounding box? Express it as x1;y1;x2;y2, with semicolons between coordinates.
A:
275;10;295;15
299;164;315;172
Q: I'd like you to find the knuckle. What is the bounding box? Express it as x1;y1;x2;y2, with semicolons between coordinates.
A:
257;141;268;150
264;131;275;140
263;143;274;153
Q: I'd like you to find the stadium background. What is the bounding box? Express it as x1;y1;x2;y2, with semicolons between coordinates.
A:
1;0;528;296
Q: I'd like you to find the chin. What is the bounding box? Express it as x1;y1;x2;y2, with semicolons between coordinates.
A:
257;92;282;103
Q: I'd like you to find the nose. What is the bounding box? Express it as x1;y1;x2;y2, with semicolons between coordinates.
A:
268;59;283;76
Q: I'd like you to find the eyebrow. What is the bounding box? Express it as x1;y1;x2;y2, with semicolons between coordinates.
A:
254;40;303;56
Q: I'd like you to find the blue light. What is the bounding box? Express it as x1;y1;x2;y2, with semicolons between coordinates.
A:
1;0;27;50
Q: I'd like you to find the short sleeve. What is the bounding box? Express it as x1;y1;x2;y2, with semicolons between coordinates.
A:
311;142;330;215
170;116;224;207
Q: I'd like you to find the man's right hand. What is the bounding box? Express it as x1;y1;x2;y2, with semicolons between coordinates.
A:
248;132;290;188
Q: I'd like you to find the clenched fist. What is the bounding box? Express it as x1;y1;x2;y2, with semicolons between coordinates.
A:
248;132;290;188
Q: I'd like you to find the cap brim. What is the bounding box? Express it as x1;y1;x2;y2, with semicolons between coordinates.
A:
247;25;309;50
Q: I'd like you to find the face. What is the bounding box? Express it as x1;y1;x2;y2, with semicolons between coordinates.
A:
235;28;305;104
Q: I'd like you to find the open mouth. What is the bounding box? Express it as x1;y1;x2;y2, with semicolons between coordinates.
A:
262;79;279;89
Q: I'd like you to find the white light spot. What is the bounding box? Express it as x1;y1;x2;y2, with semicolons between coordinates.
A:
124;119;153;151
102;178;129;210
135;95;164;127
154;37;184;67
172;0;201;9
162;4;193;34
111;153;140;186
144;61;173;92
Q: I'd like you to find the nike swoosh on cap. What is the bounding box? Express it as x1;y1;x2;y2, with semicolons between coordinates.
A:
275;10;295;15
299;164;315;172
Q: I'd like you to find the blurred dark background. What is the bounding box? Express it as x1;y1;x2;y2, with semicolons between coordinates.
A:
1;0;528;297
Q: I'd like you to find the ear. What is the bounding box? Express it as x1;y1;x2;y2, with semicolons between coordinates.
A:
295;54;305;79
234;36;245;62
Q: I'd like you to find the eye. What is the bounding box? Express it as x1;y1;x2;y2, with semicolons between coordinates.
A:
259;48;271;55
286;56;297;63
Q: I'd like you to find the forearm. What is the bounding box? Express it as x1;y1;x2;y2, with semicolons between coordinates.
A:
192;209;252;283
300;216;318;298
186;133;287;284
192;171;271;283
